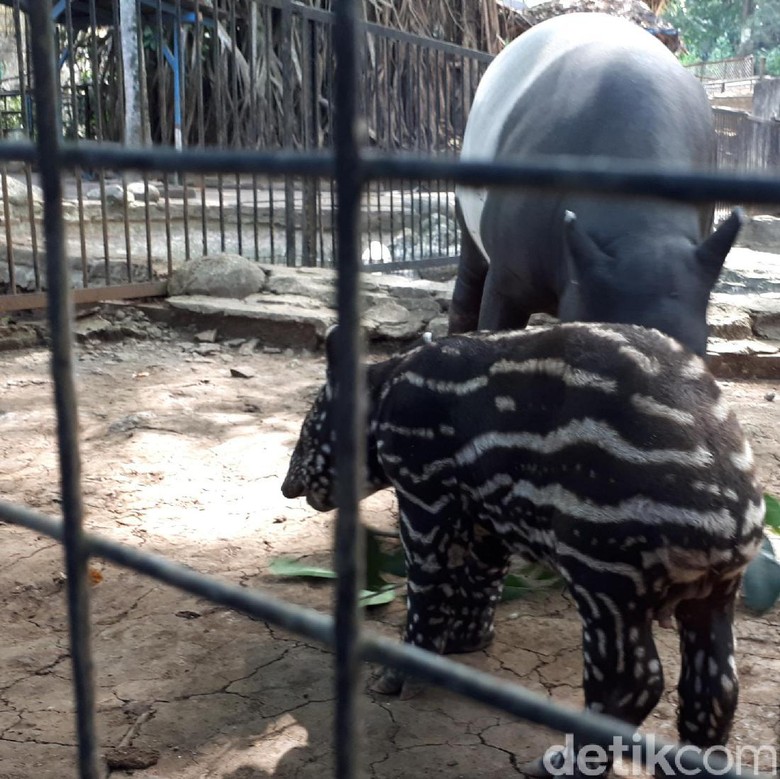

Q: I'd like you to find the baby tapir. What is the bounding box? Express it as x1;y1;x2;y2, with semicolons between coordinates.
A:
282;323;764;768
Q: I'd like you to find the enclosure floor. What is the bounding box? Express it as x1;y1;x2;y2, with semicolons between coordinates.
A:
0;334;778;778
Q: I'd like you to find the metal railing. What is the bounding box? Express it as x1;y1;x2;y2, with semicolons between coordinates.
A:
3;0;780;777
0;3;775;312
0;0;492;311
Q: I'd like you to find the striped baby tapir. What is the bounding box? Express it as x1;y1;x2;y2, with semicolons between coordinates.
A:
281;322;765;771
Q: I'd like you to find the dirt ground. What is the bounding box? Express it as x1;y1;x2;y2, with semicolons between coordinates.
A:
0;319;779;779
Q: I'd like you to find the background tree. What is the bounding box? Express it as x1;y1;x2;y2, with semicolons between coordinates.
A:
665;0;780;73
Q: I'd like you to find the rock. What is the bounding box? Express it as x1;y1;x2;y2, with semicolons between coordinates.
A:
238;338;258;355
168;254;266;299
194;343;220;355
364;298;423;340
167;294;336;350
194;329;218;343
707;301;753;340
265;273;335;306
707;343;780;380
230;365;256;379
418;264;458;282
108;412;155;434
707;339;778;356
126;180;161;203
735;215;780;254
86;183;132;204
104;746;160;770
2;175;43;206
425;314;450;339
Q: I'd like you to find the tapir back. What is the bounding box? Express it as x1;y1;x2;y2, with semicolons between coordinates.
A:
375;323;764;582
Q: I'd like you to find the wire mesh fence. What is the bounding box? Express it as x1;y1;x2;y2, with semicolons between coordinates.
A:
2;1;780;776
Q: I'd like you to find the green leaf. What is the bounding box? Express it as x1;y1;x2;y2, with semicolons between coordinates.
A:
365;530;391;590
359;584;401;607
764;493;780;535
268;558;337;580
269;546;401;608
501;564;563;601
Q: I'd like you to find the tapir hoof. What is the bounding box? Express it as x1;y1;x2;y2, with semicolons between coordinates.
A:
519;757;557;778
369;667;426;700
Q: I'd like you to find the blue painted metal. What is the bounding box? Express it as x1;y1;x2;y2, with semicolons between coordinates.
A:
50;0;66;20
172;19;181;149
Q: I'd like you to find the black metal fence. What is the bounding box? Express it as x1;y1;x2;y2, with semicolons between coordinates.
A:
0;3;776;313
0;0;491;312
713;106;780;219
3;0;780;777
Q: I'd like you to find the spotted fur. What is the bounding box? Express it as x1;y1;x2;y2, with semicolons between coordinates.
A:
282;322;764;771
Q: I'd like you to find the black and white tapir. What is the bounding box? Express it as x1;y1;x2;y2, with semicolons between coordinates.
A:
282;323;764;771
451;12;743;357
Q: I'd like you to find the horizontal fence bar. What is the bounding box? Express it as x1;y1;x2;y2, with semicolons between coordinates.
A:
260;0;495;61
1;142;776;207
361;255;458;273
2;137;778;206
0;499;763;779
0;282;168;313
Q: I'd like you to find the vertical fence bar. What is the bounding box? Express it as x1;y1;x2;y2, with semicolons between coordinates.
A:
281;0;296;265
27;1;100;776
13;0;41;289
249;0;260;261
194;2;207;256
176;0;190;268
64;0;88;286
332;0;364;776
228;1;242;256
301;17;317;266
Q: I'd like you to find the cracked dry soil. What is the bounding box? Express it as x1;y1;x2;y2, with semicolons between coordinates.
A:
0;329;778;779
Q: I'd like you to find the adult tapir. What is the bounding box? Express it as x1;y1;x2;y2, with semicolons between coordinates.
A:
450;12;743;356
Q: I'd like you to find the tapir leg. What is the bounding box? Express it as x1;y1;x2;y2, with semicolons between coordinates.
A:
526;589;663;779
675;580;741;748
371;502;510;698
443;529;511;654
477;266;533;332
449;202;488;334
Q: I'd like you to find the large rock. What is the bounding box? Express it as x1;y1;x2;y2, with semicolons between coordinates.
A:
168;254;267;298
127;181;161;203
735;216;780;254
86;183;133;205
3;175;43;206
707;300;753;340
167;294;335;350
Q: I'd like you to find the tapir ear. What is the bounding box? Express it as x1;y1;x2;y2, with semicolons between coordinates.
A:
563;210;612;276
324;324;338;376
695;208;744;278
